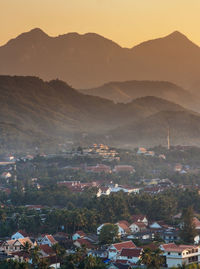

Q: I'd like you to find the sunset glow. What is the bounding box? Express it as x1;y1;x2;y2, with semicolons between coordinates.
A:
1;0;200;47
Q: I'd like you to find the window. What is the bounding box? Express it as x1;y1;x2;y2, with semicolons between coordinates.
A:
168;252;170;255
178;253;181;256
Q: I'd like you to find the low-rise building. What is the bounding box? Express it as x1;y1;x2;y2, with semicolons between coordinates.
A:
117;247;143;264
160;243;200;268
108;241;136;260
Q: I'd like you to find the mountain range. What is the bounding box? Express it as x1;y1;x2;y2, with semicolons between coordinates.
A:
1;28;200;91
1;75;200;151
80;80;200;111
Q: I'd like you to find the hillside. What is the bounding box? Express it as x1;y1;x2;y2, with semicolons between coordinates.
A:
109;110;200;148
80;80;199;111
0;75;200;151
1;29;200;92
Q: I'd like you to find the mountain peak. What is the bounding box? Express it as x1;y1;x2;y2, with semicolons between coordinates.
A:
20;28;49;39
166;30;188;40
4;28;49;47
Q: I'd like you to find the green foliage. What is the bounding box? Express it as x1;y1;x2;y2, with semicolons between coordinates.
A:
140;248;164;269
180;207;197;243
99;224;119;244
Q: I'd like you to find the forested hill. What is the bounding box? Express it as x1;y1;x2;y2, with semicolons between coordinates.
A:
80;80;200;111
0;75;200;151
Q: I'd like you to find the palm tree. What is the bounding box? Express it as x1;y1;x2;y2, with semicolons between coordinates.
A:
52;243;66;268
140;248;152;267
22;241;32;255
31;245;40;268
84;255;97;269
38;258;49;269
140;248;164;269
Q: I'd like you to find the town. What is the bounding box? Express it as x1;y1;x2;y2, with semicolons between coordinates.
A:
0;144;200;268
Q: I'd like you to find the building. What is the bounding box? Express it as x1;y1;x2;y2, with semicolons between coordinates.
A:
72;231;86;241
37;234;57;247
113;165;135;174
117;248;143;264
131;215;148;225
0;238;34;254
137;148;147;154
160;243;200;268
11;230;28;240
116;221;131;237
129;222;147;233
74;238;95;250
108;241;136;260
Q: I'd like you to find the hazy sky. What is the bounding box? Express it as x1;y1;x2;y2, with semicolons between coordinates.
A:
1;0;200;47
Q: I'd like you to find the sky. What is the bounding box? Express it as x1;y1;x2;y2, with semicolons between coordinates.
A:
1;0;200;48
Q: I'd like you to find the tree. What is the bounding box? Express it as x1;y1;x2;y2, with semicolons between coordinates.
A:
180;207;197;243
31;245;40;268
80;255;106;269
99;224;119;245
140;248;164;269
52;243;66;267
22;241;32;255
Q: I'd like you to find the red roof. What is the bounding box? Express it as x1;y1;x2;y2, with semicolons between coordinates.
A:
131;215;147;223
40;244;55;256
76;238;94;249
161;243;197;252
117;221;131;233
114;165;135;173
142;243;159;250
45;235;57;245
132;222;147;229
11;251;30;259
120;248;142;258
75;231;86;237
112;241;136;251
17;230;28;237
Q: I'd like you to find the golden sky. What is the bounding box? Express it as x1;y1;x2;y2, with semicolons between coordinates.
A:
1;0;200;47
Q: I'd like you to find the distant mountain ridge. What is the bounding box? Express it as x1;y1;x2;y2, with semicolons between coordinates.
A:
1;28;200;91
1;75;200;151
80;80;200;111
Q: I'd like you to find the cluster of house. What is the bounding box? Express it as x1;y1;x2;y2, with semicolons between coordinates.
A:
83;144;120;161
96;184;140;197
174;163;190;174
63;163;135;174
57;180;140;196
0;230;64;268
71;214;200;268
137;147;166;160
57;180;99;193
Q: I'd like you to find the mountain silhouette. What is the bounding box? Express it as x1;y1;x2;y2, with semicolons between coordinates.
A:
1;29;200;91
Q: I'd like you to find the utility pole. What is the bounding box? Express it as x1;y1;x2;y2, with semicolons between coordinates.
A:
167;127;170;150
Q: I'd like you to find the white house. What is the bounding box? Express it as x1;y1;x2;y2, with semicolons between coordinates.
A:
118;248;143;264
96;187;111;197
129;222;147;233
116;221;131;237
108;241;136;260
160;243;200;268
